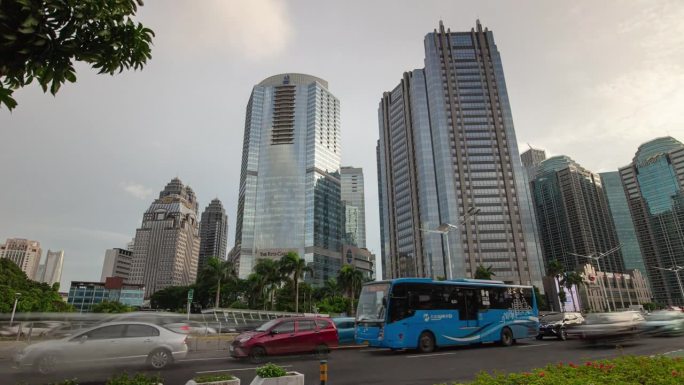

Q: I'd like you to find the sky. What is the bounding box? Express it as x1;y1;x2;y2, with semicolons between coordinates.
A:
1;0;683;290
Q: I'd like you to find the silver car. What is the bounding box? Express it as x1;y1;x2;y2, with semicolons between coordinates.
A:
641;311;684;336
567;311;644;343
13;322;188;374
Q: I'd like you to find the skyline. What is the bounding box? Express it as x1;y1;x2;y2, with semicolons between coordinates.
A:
2;0;684;289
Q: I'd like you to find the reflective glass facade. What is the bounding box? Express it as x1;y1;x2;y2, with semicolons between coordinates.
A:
600;171;646;273
378;21;544;286
233;74;342;285
341;167;366;248
620;137;684;305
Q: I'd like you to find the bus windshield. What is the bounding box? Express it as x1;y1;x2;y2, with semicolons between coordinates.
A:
356;283;389;322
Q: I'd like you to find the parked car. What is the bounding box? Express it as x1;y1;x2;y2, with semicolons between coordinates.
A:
567;311;644;344
536;312;584;341
640;311;684;336
164;321;217;335
332;317;356;344
230;317;339;362
13;322;187;374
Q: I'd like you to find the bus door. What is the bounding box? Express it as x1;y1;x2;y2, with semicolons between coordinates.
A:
459;288;479;329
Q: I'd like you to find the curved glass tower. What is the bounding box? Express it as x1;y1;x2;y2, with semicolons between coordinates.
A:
232;74;342;284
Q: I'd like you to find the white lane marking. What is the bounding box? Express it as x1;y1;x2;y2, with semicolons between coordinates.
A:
518;343;550;348
406;352;459;358
178;357;228;362
197;365;293;374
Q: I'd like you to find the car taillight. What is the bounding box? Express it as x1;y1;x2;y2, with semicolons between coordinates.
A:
181;325;190;331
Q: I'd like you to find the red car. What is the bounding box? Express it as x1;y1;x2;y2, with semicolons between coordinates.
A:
230;317;338;362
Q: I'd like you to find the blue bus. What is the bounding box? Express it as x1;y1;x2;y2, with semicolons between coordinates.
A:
355;278;539;352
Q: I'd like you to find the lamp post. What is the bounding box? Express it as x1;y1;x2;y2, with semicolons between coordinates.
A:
653;265;684;305
420;207;480;280
10;292;21;326
570;244;622;312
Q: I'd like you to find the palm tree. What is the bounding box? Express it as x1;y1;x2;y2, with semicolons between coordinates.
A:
279;252;313;313
323;278;340;298
546;260;565;312
338;265;364;315
474;265;496;280
562;271;584;312
201;257;236;309
254;259;281;310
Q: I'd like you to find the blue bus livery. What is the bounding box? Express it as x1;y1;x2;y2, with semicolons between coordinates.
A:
355;278;539;352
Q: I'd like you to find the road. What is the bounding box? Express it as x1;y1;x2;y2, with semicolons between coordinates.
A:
4;336;684;385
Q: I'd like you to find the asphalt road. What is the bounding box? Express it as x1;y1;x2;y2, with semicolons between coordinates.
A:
4;335;684;385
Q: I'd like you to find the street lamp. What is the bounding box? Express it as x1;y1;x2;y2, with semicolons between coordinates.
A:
420;207;480;280
653;265;684;304
570;244;622;312
10;292;21;326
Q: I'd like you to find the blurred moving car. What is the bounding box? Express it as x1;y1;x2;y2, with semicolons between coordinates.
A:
536;312;584;341
0;321;64;337
230;317;338;362
640;311;684;336
13;322;187;374
567;311;644;344
332;317;356;344
164;321;217;335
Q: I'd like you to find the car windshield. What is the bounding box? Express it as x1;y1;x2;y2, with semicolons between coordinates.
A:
542;314;564;322
356;283;389;322
255;319;280;332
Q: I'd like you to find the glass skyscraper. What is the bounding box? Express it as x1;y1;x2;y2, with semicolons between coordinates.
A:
377;21;544;286
232;74;342;285
341;166;366;248
619;136;684;306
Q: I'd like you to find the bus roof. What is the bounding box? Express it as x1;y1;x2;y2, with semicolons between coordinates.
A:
364;278;533;289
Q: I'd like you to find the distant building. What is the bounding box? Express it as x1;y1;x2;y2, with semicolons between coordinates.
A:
531;156;624;273
129;178;200;297
198;198;229;269
342;245;375;280
341;167;366;248
578;264;651;312
41;250;64;287
521;147;546;182
0;238;42;280
67;277;145;312
101;248;133;282
232;73;343;286
600;172;647;274
619;136;684;306
377;21;544;286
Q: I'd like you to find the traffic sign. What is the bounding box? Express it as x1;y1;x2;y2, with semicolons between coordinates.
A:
187;289;194;301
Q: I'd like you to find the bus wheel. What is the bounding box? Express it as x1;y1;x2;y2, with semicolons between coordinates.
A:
500;328;514;347
418;331;436;353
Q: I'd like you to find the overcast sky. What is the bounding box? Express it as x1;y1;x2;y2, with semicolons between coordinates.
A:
2;0;683;289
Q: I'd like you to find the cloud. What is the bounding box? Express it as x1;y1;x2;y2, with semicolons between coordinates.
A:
122;183;154;200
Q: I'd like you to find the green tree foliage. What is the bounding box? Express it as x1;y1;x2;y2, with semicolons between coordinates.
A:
0;258;73;312
279;252;313;313
91;300;133;313
474;265;496;280
533;286;549;311
0;0;154;110
199;257;236;308
150;285;191;311
337;264;364;314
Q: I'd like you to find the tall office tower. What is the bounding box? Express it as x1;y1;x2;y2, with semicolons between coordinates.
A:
619;137;684;306
100;248;133;282
521;147;546;182
600;171;646;274
233;73;342;284
0;238;42;279
198;198;229;269
377;21;544;285
129;178;200;297
341;166;366;248
530;156;625;273
41;250;64;287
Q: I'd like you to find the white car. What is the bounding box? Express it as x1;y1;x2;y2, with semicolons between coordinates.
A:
13;322;188;374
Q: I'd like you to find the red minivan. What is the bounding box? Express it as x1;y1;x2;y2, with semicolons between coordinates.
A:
230;317;339;362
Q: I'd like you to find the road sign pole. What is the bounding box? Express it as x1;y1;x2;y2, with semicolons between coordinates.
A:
187;289;194;320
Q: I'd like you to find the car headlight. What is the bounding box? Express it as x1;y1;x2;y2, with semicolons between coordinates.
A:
237;336;251;343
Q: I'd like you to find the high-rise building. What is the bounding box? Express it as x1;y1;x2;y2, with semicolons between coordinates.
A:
198;198;229;269
377;21;544;285
0;238;42;279
600;171;646;274
530;156;624;273
341;167;366;248
521;147;546;182
619;136;684;306
101;248;133;282
40;249;64;287
233;73;342;285
129;178;200;297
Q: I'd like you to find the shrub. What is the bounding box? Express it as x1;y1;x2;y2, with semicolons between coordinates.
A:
47;381;79;385
256;363;288;378
106;373;162;385
439;356;684;385
194;374;236;383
